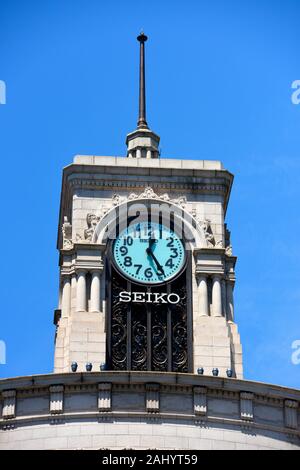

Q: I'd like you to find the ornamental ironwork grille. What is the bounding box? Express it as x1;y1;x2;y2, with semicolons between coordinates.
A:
106;257;193;373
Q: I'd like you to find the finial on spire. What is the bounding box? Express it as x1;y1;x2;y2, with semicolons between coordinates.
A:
137;31;148;129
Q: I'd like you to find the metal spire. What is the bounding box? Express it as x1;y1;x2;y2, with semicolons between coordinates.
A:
137;31;148;129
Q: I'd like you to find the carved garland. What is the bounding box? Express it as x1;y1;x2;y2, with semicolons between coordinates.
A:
62;186;233;254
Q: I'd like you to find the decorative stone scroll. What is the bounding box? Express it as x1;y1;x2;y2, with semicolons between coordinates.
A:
2;390;16;419
240;392;254;421
98;383;112;412
146;383;160;413
49;385;64;415
193;386;207;416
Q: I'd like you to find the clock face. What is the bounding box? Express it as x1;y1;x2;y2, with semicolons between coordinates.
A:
113;221;185;284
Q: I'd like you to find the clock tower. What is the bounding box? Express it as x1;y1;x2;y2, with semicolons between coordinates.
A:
2;33;299;452
54;33;243;379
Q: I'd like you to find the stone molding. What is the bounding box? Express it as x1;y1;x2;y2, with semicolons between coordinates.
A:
98;383;112;412
240;392;254;421
59;244;105;274
0;373;299;439
146;383;160;413
2;390;16;420
49;385;64;415
68;178;230;195
285;400;299;429
193;386;207;416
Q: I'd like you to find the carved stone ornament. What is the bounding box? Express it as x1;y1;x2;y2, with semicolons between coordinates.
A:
225;225;233;256
225;245;233;256
190;209;223;248
84;213;100;241
111;186;187;208
62;216;73;250
199;219;216;248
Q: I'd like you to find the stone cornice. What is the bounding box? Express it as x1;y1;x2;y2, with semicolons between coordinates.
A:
57;161;234;249
0;372;299;402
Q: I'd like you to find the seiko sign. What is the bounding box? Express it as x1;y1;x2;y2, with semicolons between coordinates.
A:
119;291;180;304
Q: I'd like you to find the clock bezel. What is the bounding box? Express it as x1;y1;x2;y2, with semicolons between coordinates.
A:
109;220;187;286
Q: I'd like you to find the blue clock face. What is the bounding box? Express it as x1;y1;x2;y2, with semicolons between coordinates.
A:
113;221;185;284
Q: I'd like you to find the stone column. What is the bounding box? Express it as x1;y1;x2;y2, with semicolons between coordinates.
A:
221;279;227;317
212;275;222;317
61;275;71;318
197;275;209;316
136;148;142;159
146;149;152;159
76;270;87;312
90;270;101;312
71;274;77;311
226;281;234;323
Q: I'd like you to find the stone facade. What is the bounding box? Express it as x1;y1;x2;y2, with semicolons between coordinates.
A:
0;372;299;450
54;155;243;378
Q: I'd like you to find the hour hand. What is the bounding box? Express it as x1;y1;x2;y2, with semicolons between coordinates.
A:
148;233;156;249
146;248;165;276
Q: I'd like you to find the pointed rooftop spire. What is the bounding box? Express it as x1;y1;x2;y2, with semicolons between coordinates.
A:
137;31;148;129
126;32;160;159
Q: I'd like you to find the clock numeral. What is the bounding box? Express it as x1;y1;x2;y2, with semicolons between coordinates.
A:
170;248;178;258
124;256;132;267
124;236;133;246
165;258;174;269
134;264;142;275
144;267;153;279
120;246;128;256
166;237;174;247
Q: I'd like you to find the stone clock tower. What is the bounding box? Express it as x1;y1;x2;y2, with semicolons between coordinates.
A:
53;32;243;379
1;33;299;451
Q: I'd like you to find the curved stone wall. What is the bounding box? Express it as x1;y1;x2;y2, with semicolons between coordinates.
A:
0;372;299;450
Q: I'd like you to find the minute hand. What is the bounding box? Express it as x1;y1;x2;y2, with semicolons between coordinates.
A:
146;248;165;275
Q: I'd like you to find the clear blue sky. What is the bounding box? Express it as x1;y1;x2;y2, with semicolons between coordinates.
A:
0;0;299;389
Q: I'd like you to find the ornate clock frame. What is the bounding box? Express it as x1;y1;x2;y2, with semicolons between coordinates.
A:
105;213;193;373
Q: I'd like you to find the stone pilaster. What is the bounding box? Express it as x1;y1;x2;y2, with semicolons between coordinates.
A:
2;390;16;419
146;383;160;413
61;275;71;318
76;270;87;312
90;270;101;313
197;275;209;316
240;392;254;421
193;386;207;416
98;383;112;412
49;385;64;415
284;400;298;429
212;275;222;317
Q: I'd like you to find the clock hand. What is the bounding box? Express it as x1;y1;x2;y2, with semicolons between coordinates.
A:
146;247;165;275
148;233;156;249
